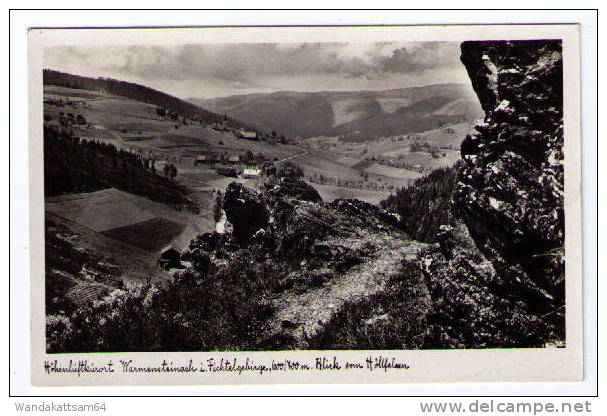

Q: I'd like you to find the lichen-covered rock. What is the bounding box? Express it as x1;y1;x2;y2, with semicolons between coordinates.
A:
455;40;564;314
261;175;322;203
158;248;183;270
419;242;556;348
329;198;400;231
207;176;403;267
272;202;342;259
223;182;270;245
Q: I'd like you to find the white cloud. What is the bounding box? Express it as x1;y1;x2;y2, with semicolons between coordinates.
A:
44;42;468;98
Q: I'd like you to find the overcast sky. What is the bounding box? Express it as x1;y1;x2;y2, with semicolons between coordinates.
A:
44;42;470;99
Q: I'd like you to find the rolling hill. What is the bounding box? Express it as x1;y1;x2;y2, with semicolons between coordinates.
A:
43;69;242;128
193;83;484;141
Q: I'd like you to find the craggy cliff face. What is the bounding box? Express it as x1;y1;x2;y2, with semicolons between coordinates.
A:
455;40;564;314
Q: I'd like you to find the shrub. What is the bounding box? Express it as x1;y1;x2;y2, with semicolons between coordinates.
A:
308;260;430;350
275;160;304;180
46;247;289;352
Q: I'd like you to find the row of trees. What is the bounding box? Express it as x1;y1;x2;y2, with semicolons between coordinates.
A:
307;172;398;192
364;155;427;172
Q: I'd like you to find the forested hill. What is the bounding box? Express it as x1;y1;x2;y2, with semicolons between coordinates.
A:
44;125;199;214
195;84;483;141
380;166;459;243
43;69;235;126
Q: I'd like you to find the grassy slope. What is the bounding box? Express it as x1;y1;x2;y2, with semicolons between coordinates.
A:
45;85;302;161
44;69;228;126
46;188;214;253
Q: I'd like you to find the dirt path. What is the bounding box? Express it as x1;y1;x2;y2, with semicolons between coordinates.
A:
268;236;426;348
278;147;308;162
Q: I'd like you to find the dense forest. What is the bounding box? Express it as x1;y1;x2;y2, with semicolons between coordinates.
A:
43;69;237;127
380;165;459;243
44;125;198;213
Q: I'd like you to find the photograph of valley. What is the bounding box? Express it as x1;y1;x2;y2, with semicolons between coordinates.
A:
43;38;565;353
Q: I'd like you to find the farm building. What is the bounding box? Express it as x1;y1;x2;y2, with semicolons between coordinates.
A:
243;168;260;179
237;130;258;140
194;154;219;165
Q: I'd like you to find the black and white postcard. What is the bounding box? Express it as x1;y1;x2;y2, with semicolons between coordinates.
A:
27;24;583;385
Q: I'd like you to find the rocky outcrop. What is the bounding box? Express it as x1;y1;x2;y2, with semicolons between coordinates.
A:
215;175;403;263
455;40;564;315
261;175;322;203
158;248;184;270
420;240;552;348
223;182;270;244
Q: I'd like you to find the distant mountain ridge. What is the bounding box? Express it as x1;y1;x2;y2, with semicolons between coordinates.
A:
193;83;484;141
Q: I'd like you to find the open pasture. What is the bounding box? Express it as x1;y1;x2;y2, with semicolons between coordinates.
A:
45;189;159;232
379;150;461;171
414;122;477;148
101;217;186;253
299;150;418;188
331;98;372;127
45;212;174;285
362;163;422;181
297;151;366;182
45;188;214;253
335;156;365;168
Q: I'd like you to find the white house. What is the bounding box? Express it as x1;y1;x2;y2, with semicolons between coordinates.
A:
238;130;258;140
243;168;260;179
